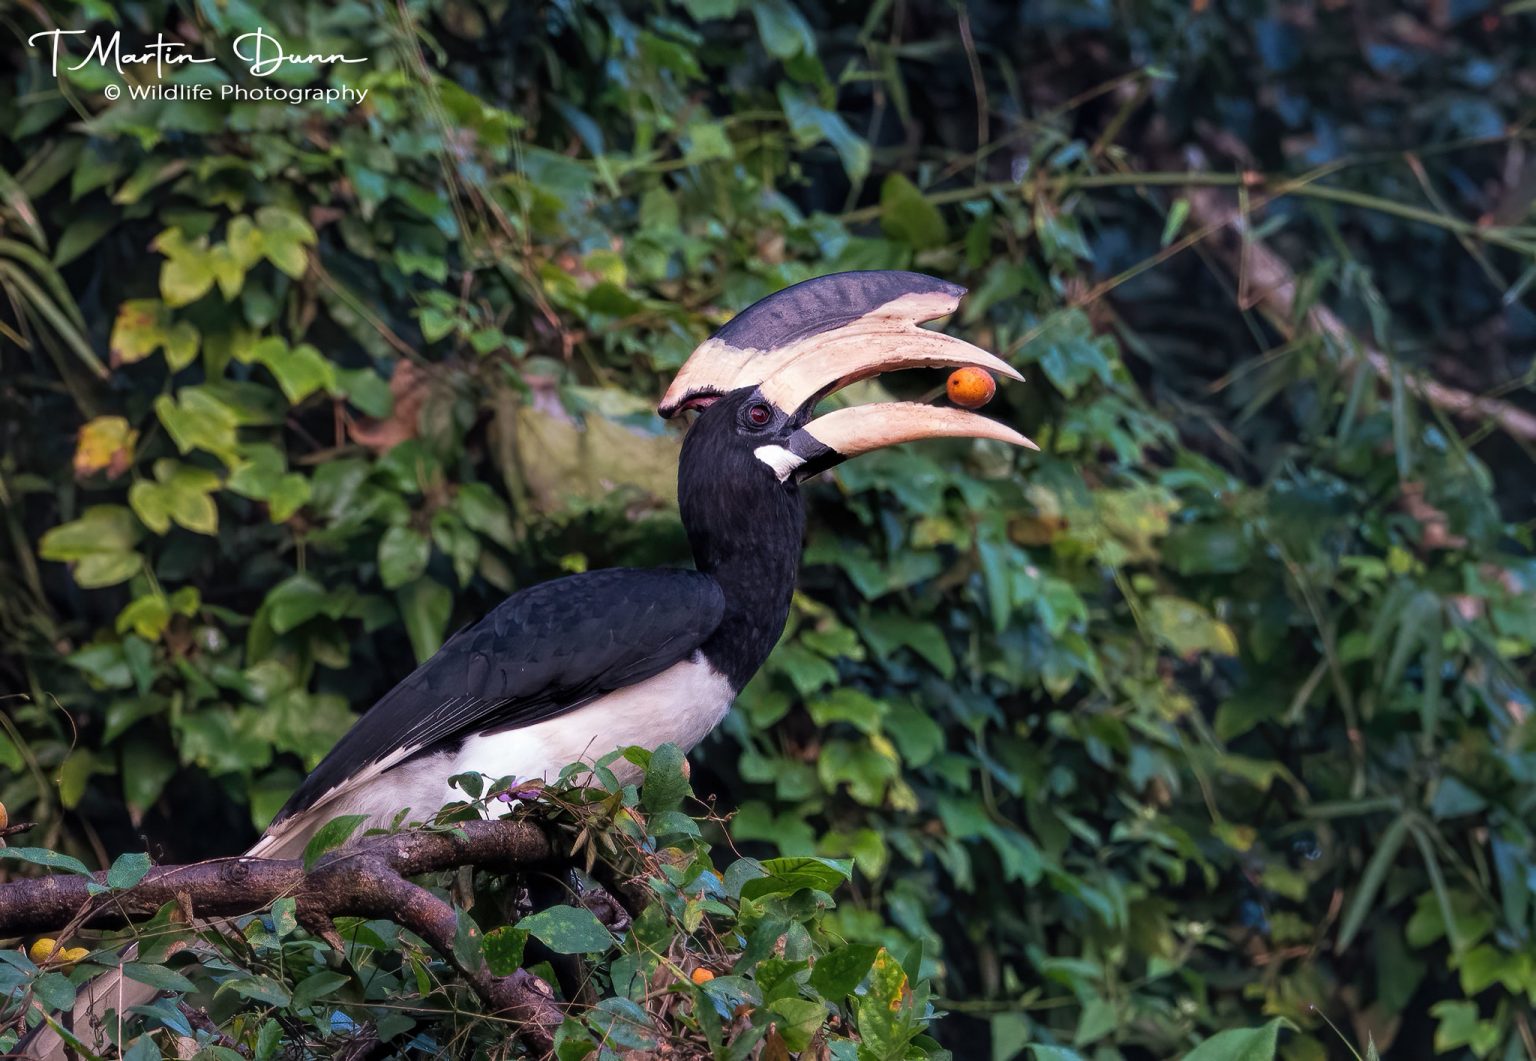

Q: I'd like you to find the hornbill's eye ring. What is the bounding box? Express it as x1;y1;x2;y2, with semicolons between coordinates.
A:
746;402;773;427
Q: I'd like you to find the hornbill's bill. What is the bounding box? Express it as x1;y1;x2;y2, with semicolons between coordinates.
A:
34;270;1033;1057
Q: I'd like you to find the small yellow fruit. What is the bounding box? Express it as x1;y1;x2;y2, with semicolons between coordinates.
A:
60;947;91;965
946;367;996;409
690;967;716;985
0;801;8;829
28;938;59;964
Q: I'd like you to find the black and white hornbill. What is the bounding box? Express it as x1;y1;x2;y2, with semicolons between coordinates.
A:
34;270;1032;1057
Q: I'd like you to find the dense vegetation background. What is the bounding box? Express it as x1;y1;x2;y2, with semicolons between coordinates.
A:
2;0;1536;1057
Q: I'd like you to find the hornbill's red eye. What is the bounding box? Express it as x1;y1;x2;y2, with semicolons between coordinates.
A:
747;403;772;426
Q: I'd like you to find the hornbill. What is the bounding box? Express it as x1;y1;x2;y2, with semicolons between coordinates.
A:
32;270;1033;1057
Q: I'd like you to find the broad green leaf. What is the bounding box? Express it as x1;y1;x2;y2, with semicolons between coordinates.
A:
0;847;94;876
32;972;77;1011
740;857;852;900
290;970;350;1010
589;997;659;1050
226;975;292;1007
640;742;690;813
106;851;151;889
483;926;528;975
379;525;431;589
123;962;195;993
57;748;94;809
301;814;368;870
854;949;910;1057
39;505;139;561
880;173;947;250
155;388;241;465
516;906;616;954
397;577;452;662
769;996;826;1051
752;0;814;58
1182;1018;1290;1061
254;339;335;403
270;896;298;938
254;205;315;278
809;943;879;999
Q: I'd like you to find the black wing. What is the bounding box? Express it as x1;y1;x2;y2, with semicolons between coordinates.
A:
271;567;725;824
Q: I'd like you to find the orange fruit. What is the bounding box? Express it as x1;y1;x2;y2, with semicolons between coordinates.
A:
691;967;716;985
947;367;996;409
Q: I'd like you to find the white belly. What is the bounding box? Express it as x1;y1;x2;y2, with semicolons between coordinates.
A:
442;654;734;803
251;656;734;858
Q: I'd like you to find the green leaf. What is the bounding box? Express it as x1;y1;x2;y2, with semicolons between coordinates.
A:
264;574;331;634
155;388;241;465
123;962;196;993
1183;1018;1291;1061
266;896;298;939
1336;815;1409;952
39;505;142;589
589;997;659;1050
290;970;351;1010
128;460;221;536
254;205;315;278
227;974;292;1007
0;847;94;876
483;926;528;975
777;85;869;182
121;737;177;814
301;814;368;871
752;0;814;58
880;173;947;250
397;577;453;662
640;742;690;813
1161;198;1190;247
854;949;910;1056
1146;596;1239;658
254;339;335;403
106;851;151;890
154;228;217;307
1430;1000;1502;1055
379;525;431;589
516;906;617;954
57;748;95;809
32;972;77;1012
740;856;852;900
769;996;826;1051
1074;997;1118;1046
809;943;879;999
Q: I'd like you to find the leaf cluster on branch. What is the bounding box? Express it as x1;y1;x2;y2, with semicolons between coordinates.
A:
1;750;946;1059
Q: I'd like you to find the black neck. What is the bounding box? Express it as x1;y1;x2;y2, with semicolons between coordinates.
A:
677;430;805;690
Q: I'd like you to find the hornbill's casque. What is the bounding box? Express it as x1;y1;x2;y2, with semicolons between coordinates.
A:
35;270;1032;1056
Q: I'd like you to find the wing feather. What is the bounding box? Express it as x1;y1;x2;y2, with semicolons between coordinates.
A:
268;568;725;826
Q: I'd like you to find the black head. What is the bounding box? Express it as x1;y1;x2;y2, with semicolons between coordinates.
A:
677;388;808;548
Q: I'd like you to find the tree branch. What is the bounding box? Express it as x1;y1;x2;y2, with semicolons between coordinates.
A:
0;820;566;1053
1176;151;1536;442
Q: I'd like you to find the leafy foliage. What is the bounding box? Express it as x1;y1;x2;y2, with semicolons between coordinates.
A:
0;754;950;1058
1;0;1534;1058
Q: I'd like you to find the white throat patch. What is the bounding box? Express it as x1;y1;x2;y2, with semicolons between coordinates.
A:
754;444;806;482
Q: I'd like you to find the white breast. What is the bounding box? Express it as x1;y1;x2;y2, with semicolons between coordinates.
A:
443;653;734;802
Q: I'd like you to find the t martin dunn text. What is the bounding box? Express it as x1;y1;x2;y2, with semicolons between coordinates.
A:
27;26;367;81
